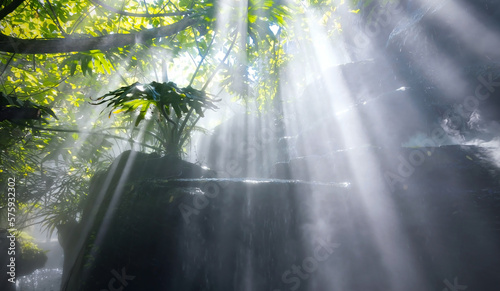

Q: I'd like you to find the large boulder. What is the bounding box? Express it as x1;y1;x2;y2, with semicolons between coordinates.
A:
60;150;215;291
385;0;500;140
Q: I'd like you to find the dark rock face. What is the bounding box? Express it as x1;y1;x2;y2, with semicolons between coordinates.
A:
291;86;442;155
68;180;314;291
83;150;216;221
387;0;500;67
60;146;500;291
63;160;500;290
274;145;500;189
385;0;500;140
105;150;215;180
285;0;500;155
61;151;215;291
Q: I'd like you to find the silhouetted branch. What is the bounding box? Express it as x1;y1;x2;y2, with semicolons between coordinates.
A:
90;0;191;17
0;16;198;54
0;107;40;121
0;0;25;21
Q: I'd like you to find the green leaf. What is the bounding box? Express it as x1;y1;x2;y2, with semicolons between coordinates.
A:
179;0;191;7
81;58;88;76
70;62;77;76
48;24;57;32
135;104;149;126
173;104;182;118
248;14;258;23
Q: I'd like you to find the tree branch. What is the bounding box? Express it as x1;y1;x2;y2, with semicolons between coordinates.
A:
189;30;216;86
90;0;190;17
202;31;238;91
0;16;199;54
45;0;68;36
0;52;14;77
0;0;25;21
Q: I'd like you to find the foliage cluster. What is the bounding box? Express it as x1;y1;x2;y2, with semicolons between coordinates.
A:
94;81;219;155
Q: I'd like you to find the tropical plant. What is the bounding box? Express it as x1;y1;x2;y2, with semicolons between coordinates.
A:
93;81;218;157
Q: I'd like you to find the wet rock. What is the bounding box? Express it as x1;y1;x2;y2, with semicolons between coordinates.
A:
381;0;500;140
62;178;327;291
61;151;216;291
274;145;500;189
62;172;500;291
59;147;500;291
290;86;441;155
